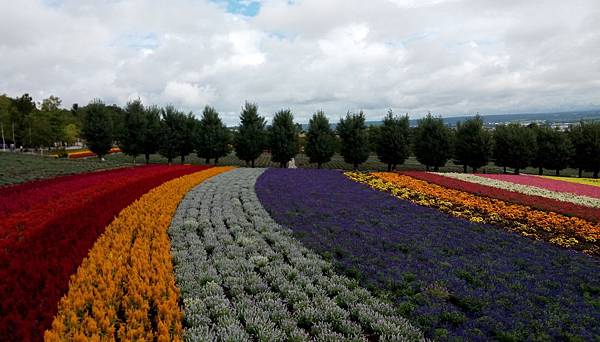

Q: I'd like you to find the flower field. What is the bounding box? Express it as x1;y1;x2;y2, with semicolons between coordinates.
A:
543;175;600;188
67;147;122;159
46;166;232;341
479;173;600;199
256;169;600;341
1;166;599;341
401;171;600;223
352;172;600;255
169;168;423;341
0;165;212;341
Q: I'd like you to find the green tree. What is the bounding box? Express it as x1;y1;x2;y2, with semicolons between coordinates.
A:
38;96;71;148
453;115;492;173
532;125;573;176
141;105;161;164
106;104;125;146
269;109;299;168
0;95;13;149
493;125;510;173
413;113;452;171
234;102;266;167
159;106;190;164
195;106;231;164
12;93;36;148
63;123;80;146
492;123;536;175
82;99;113;159
119;99;146;163
305;111;336;168
337;111;369;170
29;110;53;148
569;121;600;178
179;113;197;164
374;110;410;171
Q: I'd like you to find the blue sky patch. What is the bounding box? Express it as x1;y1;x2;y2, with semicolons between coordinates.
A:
212;0;261;17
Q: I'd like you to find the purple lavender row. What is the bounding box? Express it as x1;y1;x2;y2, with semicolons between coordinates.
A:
255;168;600;341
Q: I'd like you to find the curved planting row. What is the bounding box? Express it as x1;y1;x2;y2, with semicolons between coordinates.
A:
255;168;600;341
169;168;424;341
542;175;600;188
0;165;144;215
0;165;210;341
350;172;600;256
479;173;600;199
436;172;600;207
46;167;233;341
402;171;600;223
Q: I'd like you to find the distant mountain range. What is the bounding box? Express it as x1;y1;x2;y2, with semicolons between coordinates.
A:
297;109;600;130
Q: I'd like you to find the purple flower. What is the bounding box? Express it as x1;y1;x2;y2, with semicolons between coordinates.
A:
256;168;600;341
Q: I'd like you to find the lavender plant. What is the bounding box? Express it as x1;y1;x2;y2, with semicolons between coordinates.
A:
169;168;425;341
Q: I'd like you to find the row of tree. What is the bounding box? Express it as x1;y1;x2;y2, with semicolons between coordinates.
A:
82;97;600;178
2;93;599;177
410;115;600;178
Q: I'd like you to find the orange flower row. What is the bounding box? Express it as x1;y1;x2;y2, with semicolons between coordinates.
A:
346;172;600;256
68;147;121;159
45;166;234;341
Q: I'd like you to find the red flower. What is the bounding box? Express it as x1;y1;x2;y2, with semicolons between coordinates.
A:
0;164;211;341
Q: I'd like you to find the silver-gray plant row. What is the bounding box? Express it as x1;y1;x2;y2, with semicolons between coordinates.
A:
169;168;426;341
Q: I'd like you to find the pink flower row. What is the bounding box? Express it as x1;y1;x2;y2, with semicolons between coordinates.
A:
478;173;600;199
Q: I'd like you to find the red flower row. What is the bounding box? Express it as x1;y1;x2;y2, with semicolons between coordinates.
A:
0;165;157;216
0;164;211;341
401;171;600;223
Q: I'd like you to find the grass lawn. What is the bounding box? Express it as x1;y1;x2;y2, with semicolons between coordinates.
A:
0;152;130;186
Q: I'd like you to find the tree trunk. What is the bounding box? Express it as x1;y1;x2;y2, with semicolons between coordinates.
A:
472;167;477;173
353;163;358;171
555;169;560;176
180;155;185;164
168;157;172;165
251;159;255;168
503;166;507;174
433;166;439;172
515;168;520;175
579;168;583;178
145;153;150;164
387;163;392;172
205;158;210;164
594;169;599;179
426;165;430;172
214;157;219;165
463;165;467;173
538;167;543;175
317;162;322;169
392;163;397;171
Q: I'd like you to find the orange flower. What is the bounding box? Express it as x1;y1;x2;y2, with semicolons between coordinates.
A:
45;167;234;341
346;172;600;256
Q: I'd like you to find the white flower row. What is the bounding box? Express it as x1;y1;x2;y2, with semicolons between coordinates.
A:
169;168;425;342
435;172;600;208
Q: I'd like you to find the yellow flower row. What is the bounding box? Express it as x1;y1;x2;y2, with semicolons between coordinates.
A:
45;166;234;342
542;175;600;187
345;172;600;256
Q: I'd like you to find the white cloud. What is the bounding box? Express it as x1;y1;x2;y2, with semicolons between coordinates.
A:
162;81;217;108
0;0;599;125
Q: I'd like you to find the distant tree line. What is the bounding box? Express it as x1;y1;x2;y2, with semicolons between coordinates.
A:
2;93;599;177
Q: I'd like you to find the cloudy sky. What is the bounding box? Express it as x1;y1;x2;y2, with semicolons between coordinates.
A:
1;0;599;124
